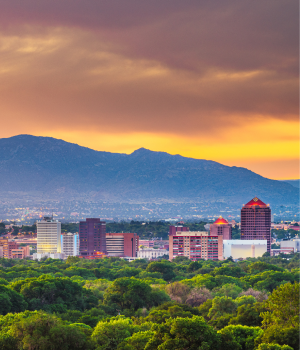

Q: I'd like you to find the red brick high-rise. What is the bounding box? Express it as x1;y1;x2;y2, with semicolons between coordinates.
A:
210;217;232;240
241;197;271;253
79;218;106;256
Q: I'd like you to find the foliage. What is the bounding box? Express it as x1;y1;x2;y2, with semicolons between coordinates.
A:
218;324;263;350
145;315;220;350
260;283;299;328
10;275;98;312
92;316;141;350
10;311;91;350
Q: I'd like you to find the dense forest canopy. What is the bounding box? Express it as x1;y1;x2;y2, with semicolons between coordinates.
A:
0;253;298;349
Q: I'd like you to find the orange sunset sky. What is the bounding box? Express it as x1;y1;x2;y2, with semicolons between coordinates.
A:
0;0;298;180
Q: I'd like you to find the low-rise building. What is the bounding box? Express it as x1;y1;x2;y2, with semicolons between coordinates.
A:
223;240;267;259
139;240;154;248
280;239;300;252
106;233;139;257
137;248;168;259
11;246;30;259
3;241;19;258
33;252;65;260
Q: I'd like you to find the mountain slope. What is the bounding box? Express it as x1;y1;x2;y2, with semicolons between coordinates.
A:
0;135;297;205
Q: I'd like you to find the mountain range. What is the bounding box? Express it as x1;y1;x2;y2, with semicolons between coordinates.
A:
0;135;298;206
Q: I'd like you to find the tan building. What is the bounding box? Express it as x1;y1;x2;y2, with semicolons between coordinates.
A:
169;231;223;261
11;246;30;259
106;233;139;257
3;241;19;258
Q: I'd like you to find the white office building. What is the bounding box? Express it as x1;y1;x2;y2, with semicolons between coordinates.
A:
280;239;300;252
36;217;62;255
61;232;79;258
137;248;168;259
223;240;267;259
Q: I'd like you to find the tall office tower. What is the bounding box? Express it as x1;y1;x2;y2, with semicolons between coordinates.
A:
61;233;79;258
241;197;271;253
106;233;139;257
210;216;232;240
169;230;223;261
169;225;189;236
79;218;106;256
37;217;61;254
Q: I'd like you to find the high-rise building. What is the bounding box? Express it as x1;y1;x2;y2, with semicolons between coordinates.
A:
61;232;79;258
241;197;271;253
169;225;189;236
79;218;106;256
169;230;223;261
36;217;61;254
106;232;139;257
210;216;232;240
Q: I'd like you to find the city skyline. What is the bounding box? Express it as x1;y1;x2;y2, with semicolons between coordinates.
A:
0;1;298;180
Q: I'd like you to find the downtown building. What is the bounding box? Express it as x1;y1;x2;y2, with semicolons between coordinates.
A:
106;232;139;257
79;218;106;257
61;232;79;258
210;216;232;239
169;230;223;261
241;197;271;253
34;217;64;260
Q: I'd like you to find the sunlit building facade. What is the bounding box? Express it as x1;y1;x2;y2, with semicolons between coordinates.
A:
36;217;61;254
169;231;223;261
210;216;232;240
106;232;139;257
241;197;271;253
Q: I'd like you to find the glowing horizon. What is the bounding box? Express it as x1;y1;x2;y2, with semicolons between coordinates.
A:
0;1;298;180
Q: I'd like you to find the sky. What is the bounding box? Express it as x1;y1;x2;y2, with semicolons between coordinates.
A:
0;0;298;180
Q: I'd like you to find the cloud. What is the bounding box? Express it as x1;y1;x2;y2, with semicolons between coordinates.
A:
0;0;298;178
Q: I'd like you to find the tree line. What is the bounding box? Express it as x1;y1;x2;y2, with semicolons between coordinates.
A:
0;253;298;349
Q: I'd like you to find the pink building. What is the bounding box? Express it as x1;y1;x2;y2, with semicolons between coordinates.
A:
139;240;154;248
210;217;232;240
169;225;189;236
11;246;30;259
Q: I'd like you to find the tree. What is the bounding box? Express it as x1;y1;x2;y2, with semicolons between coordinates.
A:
10;275;97;312
212;283;243;299
207;296;237;320
10;311;91;350
117;331;154;350
165;282;191;303
186;287;212;307
259;283;299;350
218;325;263;350
145;304;194;324
229;302;264;327
259;327;299;350
261;283;299;329
145;316;220;350
92;316;140;350
104;277;169;311
0;285;27;315
146;260;176;281
257;344;293;350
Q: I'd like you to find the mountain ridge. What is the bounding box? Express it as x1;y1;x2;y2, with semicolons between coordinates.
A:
0;134;297;205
